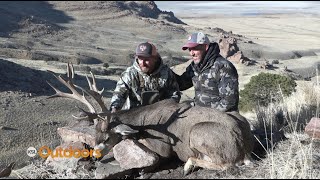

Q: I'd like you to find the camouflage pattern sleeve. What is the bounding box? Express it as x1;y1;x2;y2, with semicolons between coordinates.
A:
167;69;181;103
109;70;132;110
175;64;194;91
212;63;239;112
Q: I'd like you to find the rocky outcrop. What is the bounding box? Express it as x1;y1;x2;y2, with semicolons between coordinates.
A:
48;1;186;25
120;1;186;25
227;51;252;66
218;34;252;66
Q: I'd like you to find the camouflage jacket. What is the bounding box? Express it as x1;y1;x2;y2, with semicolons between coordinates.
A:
110;57;181;110
176;42;239;112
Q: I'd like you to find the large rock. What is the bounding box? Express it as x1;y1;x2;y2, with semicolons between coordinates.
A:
113;139;159;170
218;34;251;65
95;159;133;179
94;149;134;179
305;117;320;139
57;125;104;147
227;51;251;65
218;35;239;58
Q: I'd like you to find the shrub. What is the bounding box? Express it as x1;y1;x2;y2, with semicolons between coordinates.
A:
239;72;297;112
103;62;109;68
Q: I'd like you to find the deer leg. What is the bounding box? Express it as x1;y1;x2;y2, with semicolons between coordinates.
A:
235;154;253;167
184;122;243;176
184;153;253;176
183;157;230;176
138;137;172;158
183;157;196;176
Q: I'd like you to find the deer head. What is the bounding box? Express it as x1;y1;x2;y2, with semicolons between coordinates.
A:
47;63;138;159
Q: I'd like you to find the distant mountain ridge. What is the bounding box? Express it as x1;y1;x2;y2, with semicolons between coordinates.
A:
121;1;186;24
48;1;186;24
0;1;188;66
0;1;186;37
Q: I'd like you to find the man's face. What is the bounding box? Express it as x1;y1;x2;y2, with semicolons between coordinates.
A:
137;56;157;74
188;44;208;64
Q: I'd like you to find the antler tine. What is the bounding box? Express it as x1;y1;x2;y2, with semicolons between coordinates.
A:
90;71;104;94
67;62;75;79
71;105;98;122
46;65;96;113
75;84;109;113
74;71;109;113
86;74;93;91
72;114;91;121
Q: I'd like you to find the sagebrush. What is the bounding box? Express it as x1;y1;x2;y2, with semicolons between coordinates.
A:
239;72;297;112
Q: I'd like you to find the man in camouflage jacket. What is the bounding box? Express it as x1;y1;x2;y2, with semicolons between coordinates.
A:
176;32;239;112
110;42;181;112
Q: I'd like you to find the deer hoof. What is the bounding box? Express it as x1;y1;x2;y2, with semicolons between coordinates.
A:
183;158;194;176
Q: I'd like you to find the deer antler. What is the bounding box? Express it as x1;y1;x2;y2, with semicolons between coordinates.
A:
46;63;110;128
74;72;108;113
47;63;96;113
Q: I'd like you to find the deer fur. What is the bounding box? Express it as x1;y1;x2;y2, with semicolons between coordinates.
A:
47;63;254;175
108;99;254;174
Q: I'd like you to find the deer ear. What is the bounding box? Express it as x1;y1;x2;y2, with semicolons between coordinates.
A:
112;124;139;136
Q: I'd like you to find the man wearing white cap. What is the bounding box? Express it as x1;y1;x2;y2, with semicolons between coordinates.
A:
176;32;239;112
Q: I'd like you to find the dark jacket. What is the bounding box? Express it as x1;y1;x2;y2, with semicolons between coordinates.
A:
176;42;239;112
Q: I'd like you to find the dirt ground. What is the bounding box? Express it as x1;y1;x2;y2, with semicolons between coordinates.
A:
0;1;320;179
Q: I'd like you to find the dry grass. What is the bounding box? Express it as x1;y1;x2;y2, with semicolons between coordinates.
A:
12;160;94;179
281;80;319;132
247;78;320;179
245;79;320;131
254;132;320;179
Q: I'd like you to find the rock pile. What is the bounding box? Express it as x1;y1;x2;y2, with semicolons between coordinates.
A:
218;33;252;66
44;120;159;178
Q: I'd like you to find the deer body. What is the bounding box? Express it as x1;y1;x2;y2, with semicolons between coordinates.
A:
111;99;254;172
47;63;254;175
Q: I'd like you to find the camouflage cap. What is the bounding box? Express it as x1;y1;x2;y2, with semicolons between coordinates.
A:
182;32;210;50
135;42;157;57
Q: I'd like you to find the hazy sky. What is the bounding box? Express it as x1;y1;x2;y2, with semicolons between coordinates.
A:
155;1;320;16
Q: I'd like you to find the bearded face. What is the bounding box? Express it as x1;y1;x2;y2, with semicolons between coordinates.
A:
137;56;158;74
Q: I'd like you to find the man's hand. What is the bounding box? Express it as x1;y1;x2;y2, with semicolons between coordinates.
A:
111;108;118;113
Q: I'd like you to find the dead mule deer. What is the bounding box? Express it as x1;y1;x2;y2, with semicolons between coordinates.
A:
47;63;254;175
